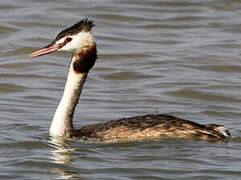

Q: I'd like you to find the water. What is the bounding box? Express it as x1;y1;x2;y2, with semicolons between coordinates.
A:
0;0;240;179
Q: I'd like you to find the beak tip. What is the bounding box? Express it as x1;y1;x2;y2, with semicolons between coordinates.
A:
27;53;36;58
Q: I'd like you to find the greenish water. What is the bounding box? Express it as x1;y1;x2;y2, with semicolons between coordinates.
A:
0;0;240;179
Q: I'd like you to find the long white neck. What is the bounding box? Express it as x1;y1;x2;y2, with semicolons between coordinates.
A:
50;57;88;137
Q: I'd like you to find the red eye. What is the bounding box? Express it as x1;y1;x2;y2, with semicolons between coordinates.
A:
66;37;72;42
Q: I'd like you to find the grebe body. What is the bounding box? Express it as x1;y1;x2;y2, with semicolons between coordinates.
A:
28;19;230;142
72;114;230;142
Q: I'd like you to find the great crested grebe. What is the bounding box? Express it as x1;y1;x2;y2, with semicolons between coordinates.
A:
28;19;230;142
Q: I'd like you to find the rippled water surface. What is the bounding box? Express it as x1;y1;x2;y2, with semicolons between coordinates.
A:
0;0;241;179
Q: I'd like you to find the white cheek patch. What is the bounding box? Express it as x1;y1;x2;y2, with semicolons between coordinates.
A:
68;34;83;50
57;34;83;52
58;32;94;52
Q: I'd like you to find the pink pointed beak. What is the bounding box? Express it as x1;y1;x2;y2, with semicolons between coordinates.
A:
28;43;62;58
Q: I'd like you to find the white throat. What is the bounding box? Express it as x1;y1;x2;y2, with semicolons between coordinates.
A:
49;57;88;137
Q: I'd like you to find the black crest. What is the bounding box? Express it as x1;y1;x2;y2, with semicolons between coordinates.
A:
55;18;95;41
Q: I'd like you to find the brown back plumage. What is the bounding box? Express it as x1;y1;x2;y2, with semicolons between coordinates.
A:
71;114;230;142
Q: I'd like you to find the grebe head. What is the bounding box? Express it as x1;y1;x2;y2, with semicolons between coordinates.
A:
28;18;95;57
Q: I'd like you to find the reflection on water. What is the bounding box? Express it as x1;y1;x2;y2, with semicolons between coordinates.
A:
0;0;241;179
49;138;83;179
49;137;76;165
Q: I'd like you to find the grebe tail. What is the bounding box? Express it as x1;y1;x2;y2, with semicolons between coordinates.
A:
28;19;230;142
